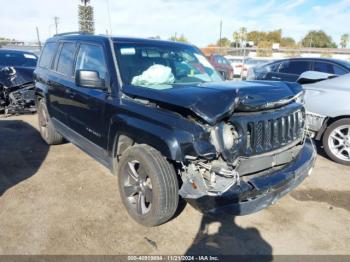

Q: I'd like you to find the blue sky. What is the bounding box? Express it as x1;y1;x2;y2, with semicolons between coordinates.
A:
0;0;349;46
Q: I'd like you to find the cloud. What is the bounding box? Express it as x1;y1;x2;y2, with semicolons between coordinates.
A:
0;0;349;46
282;0;305;10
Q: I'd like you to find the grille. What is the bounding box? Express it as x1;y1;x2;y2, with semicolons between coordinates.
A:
245;110;304;155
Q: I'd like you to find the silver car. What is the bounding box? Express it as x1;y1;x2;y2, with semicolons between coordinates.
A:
301;71;350;165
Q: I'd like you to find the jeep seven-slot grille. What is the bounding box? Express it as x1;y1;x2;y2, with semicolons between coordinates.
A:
245;110;304;155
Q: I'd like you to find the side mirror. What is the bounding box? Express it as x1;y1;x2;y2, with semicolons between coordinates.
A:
297;71;334;84
75;69;106;89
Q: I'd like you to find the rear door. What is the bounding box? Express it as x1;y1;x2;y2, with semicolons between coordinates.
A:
313;61;349;76
65;42;110;149
48;41;77;125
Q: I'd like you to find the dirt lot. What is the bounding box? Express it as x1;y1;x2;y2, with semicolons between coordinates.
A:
0;114;349;255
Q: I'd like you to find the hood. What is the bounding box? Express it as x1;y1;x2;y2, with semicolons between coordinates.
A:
0;66;35;88
123;80;302;125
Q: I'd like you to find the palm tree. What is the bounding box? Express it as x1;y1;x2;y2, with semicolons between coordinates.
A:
78;0;95;33
81;0;90;6
340;34;349;48
232;31;239;47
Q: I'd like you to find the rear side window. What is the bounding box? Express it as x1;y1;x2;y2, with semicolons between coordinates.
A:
75;44;107;81
279;60;311;75
314;62;330;73
56;42;76;76
314;62;348;75
39;42;58;68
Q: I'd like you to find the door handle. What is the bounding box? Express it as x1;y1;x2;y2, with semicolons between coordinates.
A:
65;88;76;98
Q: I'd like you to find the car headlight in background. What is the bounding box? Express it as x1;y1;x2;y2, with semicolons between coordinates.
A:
295;90;305;105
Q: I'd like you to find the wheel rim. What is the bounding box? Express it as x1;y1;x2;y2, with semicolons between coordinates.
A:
328;125;350;162
122;160;153;215
39;103;49;139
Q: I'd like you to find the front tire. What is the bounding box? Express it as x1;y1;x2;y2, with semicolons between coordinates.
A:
37;98;64;145
117;144;179;226
323;118;350;165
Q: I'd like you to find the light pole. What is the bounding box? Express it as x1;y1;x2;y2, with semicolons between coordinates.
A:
219;20;222;51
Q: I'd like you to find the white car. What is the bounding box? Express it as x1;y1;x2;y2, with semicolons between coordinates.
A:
300;71;350;165
225;56;249;77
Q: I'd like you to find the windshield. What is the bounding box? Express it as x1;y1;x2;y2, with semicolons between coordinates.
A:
114;43;222;89
0;51;37;67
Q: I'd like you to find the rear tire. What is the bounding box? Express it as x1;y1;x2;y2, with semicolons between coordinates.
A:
37;98;64;145
323;118;350;166
117;144;179;226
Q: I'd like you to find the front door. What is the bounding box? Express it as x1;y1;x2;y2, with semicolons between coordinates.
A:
65;43;110;149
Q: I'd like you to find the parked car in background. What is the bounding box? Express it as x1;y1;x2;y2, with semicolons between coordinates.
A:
0;49;38;115
247;57;350;82
241;57;274;79
35;33;315;226
225;55;247;77
207;54;233;80
300;71;350;165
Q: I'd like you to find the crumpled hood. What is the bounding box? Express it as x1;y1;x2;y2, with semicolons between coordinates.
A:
0;66;35;87
123;80;302;125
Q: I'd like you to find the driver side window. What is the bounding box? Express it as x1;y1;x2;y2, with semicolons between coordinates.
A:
75;44;107;81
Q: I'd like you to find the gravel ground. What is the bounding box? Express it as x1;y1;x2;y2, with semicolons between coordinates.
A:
0;114;349;255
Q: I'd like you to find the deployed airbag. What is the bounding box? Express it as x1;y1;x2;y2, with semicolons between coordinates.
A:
131;64;175;89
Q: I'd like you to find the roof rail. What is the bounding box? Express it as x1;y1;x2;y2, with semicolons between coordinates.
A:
53;31;92;37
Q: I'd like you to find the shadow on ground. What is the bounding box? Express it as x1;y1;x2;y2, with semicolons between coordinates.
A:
185;213;272;258
0;120;48;196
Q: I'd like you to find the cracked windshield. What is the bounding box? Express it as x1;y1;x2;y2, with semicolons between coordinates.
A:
115;43;222;89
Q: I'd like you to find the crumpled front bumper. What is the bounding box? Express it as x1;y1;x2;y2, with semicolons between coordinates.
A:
185;137;317;215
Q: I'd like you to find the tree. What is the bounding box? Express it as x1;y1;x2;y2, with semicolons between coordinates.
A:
247;31;266;46
340;34;349;48
281;37;296;48
231;27;247;47
0;37;12;47
232;31;240;47
216;37;231;47
169;34;189;43
78;0;95;34
257;41;272;57
239;27;248;43
266;29;282;43
301;30;337;48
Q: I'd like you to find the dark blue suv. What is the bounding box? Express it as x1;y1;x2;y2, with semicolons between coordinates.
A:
248;57;350;82
34;33;316;226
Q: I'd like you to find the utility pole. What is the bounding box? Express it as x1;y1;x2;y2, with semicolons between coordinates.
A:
36;26;42;50
54;16;59;34
219;20;222;49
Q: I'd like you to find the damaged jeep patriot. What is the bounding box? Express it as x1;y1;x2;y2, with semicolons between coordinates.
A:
35;33;316;226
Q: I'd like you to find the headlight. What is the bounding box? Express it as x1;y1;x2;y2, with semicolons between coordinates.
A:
222;124;236;150
210;123;239;153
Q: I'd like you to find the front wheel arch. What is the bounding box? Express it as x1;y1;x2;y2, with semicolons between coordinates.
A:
322;118;350;165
